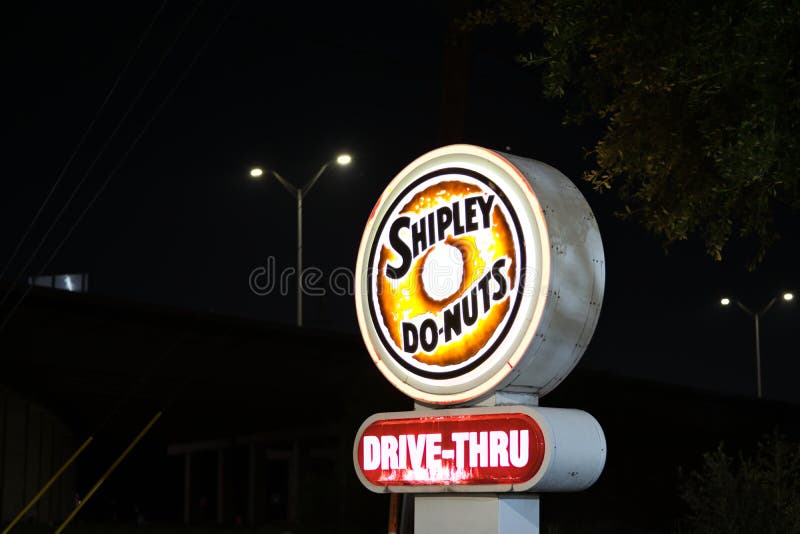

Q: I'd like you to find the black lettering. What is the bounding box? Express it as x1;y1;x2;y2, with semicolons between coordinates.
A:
436;205;453;241
386;217;412;279
464;196;480;232
477;273;492;313
402;322;419;352
462;288;478;326
419;319;438;352
476;195;495;228
411;218;427;258
452;201;466;236
427;212;436;246
443;302;462;342
491;258;508;300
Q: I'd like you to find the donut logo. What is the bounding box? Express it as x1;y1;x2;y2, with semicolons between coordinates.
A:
357;145;605;408
368;169;524;378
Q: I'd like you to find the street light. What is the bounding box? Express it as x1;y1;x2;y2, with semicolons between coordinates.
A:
719;291;794;398
249;154;352;327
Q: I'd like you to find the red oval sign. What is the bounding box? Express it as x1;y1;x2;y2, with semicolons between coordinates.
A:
354;412;545;490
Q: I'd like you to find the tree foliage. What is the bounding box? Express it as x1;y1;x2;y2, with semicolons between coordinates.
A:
680;432;800;534
461;0;800;266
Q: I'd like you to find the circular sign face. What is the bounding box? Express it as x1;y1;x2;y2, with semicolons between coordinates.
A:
355;145;604;405
369;168;526;376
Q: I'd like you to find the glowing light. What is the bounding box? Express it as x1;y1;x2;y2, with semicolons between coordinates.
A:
784;292;794;302
336;154;352;166
720;297;731;306
65;275;73;292
249;167;264;178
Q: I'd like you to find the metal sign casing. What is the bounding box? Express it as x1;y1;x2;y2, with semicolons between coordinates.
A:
355;145;605;406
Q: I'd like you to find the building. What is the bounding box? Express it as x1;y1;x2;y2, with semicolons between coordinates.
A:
1;286;798;532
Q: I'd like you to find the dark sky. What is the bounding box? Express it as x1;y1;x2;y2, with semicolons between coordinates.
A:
2;1;798;402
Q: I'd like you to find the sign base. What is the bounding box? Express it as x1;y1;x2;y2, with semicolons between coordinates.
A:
413;395;540;533
414;494;539;534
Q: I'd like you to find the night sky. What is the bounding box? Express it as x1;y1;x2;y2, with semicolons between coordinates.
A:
2;2;797;402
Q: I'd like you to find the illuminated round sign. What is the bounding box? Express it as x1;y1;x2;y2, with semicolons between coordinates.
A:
355;145;604;405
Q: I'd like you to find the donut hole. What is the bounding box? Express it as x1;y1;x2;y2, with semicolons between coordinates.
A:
421;244;463;301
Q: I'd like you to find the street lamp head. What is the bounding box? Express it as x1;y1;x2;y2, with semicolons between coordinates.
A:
249;167;264;178
784;292;794;302
720;297;731;306
336;154;352;166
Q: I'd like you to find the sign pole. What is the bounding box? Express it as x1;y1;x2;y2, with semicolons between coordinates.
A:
415;494;539;534
413;393;540;534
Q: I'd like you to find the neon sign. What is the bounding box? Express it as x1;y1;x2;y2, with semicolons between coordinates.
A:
354;406;606;493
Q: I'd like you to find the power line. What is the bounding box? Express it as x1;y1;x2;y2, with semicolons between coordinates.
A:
0;0;240;333
0;0;204;312
0;0;168;285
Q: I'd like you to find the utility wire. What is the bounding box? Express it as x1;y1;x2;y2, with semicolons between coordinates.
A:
0;5;240;527
0;0;239;333
0;0;168;285
0;0;204;312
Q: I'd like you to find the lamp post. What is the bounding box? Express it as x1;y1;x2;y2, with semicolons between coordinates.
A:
720;291;794;398
250;154;352;327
